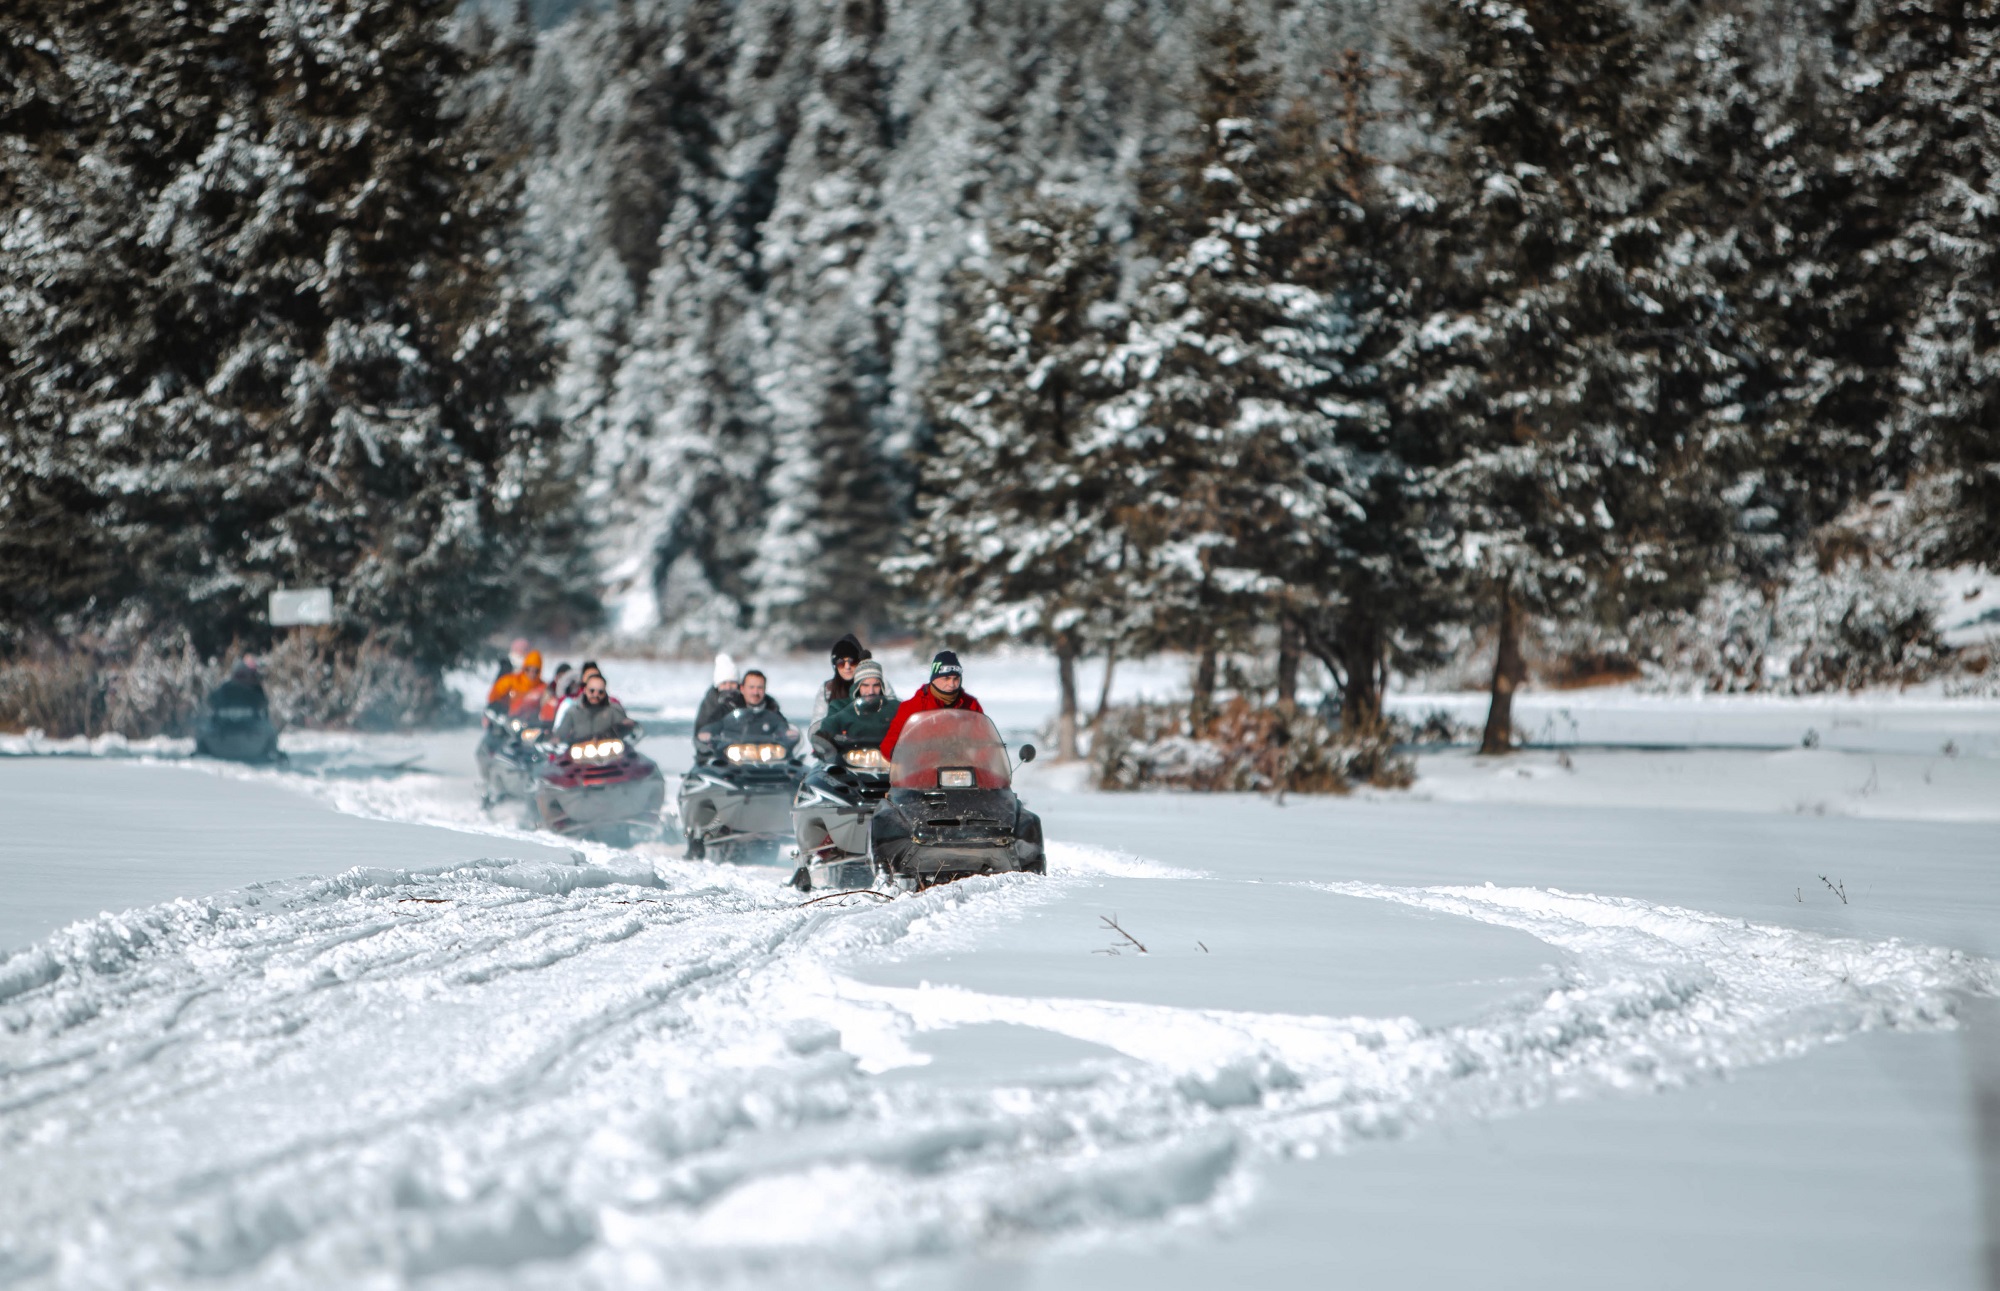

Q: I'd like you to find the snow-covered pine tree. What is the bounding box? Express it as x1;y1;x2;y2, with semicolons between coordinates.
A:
898;198;1129;760
1284;50;1461;735
0;0;569;666
1099;9;1366;726
1400;0;1738;751
1852;0;2000;568
1661;0;1913;585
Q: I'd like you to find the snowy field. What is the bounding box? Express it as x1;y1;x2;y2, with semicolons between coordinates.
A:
3;680;1999;1289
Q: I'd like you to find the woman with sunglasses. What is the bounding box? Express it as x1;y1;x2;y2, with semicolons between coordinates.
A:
807;634;895;738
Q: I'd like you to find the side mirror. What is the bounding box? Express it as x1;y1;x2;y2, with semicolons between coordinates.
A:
1018;743;1037;764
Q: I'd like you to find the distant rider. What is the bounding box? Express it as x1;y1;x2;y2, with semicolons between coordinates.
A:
490;637;529;690
696;669;797;758
554;671;637;745
207;655;270;720
808;635;896;737
488;639;536;703
819;659;893;748
880;650;984;760
536;663;575;724
489;648;542;707
693;652;742;735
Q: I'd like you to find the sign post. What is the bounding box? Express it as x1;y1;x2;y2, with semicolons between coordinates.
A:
269;587;334;627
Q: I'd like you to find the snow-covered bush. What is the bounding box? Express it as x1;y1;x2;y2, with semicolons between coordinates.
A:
1092;699;1410;793
0;632;204;738
262;634;462;731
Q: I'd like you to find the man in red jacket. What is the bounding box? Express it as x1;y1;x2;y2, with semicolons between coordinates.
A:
880;650;984;759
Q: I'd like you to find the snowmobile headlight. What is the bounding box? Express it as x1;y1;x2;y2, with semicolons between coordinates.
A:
520;728;540;741
938;768;974;788
759;743;786;762
604;739;623;758
726;744;751;762
843;747;887;768
509;719;523;731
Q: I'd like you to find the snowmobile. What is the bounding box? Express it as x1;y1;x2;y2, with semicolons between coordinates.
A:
530;727;666;846
193;697;283;764
678;706;805;865
475;704;546;805
868;709;1043;889
788;731;892;892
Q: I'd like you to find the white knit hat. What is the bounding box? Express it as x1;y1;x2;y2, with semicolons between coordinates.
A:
712;652;737;686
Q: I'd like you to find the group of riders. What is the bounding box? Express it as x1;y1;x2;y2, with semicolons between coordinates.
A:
486;640;638;747
491;632;986;765
692;635;984;762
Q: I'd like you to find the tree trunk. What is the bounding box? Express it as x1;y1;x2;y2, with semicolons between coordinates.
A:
1056;636;1080;762
1093;640;1119;727
1191;647;1218;731
1338;615;1382;737
1481;581;1526;755
1276;617;1301;707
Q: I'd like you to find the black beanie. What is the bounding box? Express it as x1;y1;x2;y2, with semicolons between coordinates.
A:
831;633;866;664
930;649;963;678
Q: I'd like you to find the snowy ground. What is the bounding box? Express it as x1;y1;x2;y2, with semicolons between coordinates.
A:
3;687;1998;1289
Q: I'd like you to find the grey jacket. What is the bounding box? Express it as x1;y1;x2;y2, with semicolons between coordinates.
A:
554;697;635;745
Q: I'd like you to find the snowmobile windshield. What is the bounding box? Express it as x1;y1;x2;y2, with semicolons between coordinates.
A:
889;710;1011;790
713;707;794;761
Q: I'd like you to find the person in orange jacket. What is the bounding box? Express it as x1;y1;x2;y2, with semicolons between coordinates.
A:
880;650;984;760
488;649;543;707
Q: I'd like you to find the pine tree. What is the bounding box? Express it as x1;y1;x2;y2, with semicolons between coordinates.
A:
1284;51;1459;734
1852;0;2000;566
0;0;569;665
1099;9;1367;725
1401;0;1739;750
1663;0;1912;584
900;198;1129;759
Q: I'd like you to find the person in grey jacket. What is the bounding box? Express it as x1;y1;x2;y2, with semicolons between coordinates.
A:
554;672;638;745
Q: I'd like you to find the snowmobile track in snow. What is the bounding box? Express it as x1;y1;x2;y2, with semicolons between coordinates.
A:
2;760;1996;1289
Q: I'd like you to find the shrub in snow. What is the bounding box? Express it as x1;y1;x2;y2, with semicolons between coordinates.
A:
261;634;463;731
1092;699;1411;793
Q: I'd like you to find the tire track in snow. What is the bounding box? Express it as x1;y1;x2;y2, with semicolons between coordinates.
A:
7;751;1995;1288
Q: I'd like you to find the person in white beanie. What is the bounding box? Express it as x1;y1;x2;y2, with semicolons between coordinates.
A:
693;653;741;746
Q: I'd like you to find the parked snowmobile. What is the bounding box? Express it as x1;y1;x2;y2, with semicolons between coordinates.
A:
869;709;1043;888
679;706;804;864
789;732;892;891
193;698;283;764
531;727;666;846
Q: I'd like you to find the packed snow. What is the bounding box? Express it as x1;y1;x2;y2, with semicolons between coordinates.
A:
2;680;1997;1289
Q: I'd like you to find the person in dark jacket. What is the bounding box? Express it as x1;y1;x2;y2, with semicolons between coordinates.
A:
819;660;893;747
206;656;270;719
693;652;741;736
696;668;796;757
880;650;984;759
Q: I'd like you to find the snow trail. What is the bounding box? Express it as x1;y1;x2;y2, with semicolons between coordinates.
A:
5;744;1995;1287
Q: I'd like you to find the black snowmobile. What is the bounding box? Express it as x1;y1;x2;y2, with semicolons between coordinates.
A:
788;731;892;892
193;682;283;764
678;706;805;864
869;709;1043;888
475;704;547;805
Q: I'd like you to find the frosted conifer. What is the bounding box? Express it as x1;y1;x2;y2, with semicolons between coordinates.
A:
0;0;568;664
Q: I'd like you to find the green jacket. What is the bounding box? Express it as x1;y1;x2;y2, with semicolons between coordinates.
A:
820;696;893;747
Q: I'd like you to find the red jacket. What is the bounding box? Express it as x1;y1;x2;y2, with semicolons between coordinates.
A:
880;686;985;759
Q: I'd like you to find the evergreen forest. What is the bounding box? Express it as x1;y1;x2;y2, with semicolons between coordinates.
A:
3;0;1997;745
